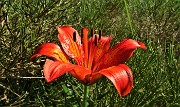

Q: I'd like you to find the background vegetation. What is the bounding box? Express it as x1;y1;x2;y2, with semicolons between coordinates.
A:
0;0;179;106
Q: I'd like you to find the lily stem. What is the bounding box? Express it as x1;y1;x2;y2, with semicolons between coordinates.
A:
82;85;89;107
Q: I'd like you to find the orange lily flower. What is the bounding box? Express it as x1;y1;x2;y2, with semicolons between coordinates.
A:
31;26;146;96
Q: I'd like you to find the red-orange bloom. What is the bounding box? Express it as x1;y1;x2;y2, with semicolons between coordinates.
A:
31;26;146;96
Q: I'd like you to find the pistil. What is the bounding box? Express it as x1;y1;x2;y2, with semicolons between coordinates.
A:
82;28;89;67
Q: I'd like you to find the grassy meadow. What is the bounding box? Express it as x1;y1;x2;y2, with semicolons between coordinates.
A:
0;0;179;106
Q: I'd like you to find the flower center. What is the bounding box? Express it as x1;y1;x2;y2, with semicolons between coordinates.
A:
73;28;102;69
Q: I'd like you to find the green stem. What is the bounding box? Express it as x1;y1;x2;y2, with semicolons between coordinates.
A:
123;0;134;37
82;85;88;107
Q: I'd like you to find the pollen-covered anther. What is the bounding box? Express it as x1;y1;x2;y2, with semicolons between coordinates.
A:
95;35;98;46
98;30;102;40
91;28;94;37
73;31;76;42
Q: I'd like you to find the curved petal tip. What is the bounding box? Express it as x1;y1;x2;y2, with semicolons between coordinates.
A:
99;64;133;96
138;41;147;50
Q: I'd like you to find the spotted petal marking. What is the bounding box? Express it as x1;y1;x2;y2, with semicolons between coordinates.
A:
31;43;69;63
57;26;84;65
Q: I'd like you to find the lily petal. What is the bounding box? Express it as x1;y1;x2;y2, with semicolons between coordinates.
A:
31;43;69;63
93;36;112;70
44;59;91;83
99;64;133;96
97;39;146;70
88;35;112;69
56;26;83;65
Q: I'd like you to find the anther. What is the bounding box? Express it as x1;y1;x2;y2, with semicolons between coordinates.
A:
73;31;76;42
98;30;102;40
95;35;98;46
81;28;84;44
91;28;94;37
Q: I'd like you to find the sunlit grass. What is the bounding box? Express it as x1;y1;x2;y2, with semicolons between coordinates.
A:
0;0;179;106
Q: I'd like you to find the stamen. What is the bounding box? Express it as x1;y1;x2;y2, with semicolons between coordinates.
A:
98;30;102;40
95;35;98;46
91;28;94;37
73;31;76;42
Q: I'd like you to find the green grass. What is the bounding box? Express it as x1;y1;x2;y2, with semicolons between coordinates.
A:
0;0;179;106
